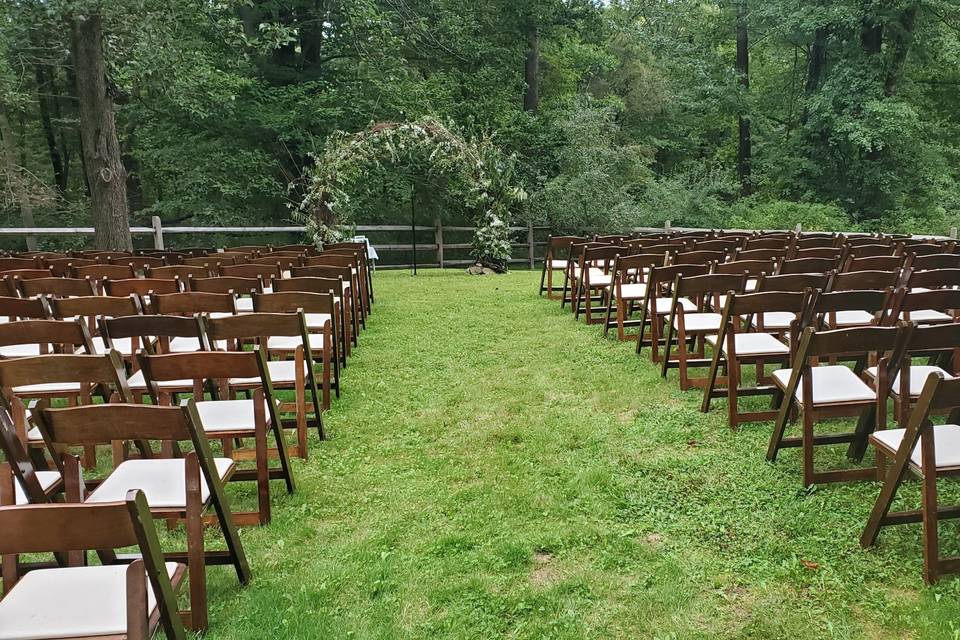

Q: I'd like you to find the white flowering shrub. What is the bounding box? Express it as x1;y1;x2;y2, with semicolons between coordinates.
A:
295;118;524;269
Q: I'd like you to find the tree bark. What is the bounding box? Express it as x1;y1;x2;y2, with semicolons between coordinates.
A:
71;13;132;250
0;111;38;250
523;27;540;113
884;3;920;97
35;65;68;193
735;0;752;195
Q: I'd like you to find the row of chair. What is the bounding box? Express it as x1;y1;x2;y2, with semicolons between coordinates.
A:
0;241;377;637
538;230;960;584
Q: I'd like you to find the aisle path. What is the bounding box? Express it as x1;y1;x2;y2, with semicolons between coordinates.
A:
205;270;954;640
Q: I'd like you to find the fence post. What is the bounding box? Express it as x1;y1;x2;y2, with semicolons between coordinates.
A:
151;216;164;249
951;227;958;240
665;220;672;232
527;221;535;268
795;223;802;234
435;218;444;268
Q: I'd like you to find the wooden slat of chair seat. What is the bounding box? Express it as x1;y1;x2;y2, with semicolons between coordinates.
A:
701;290;808;428
16;277;96;299
203;311;325;458
290;264;362;339
33;402;251;632
271;276;350;362
766;323;913;486
574;246;621;324
50;295;144;357
0;489;187;639
137;351;294;527
634;263;712;362
861;374;960;583
659;272;748;390
602;252;670;341
252;292;339;403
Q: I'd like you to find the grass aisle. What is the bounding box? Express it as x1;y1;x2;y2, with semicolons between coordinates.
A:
206;270;960;639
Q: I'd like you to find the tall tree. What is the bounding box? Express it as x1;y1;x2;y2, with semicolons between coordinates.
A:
71;12;131;250
735;0;751;195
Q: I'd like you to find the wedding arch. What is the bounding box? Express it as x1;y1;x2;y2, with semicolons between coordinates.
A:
295;117;526;270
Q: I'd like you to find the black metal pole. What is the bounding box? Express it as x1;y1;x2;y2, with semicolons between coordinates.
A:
411;183;417;275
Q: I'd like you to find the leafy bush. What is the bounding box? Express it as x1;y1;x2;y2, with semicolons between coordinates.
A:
727;199;852;232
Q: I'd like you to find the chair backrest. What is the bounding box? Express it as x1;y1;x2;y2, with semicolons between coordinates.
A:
111;255;166;269
712;259;774;277
290;264;351;284
844;235;889;247
744;237;791;251
777;257;838;275
219;263;281;280
842;255;909;273
72;263;136;281
271;276;340;295
733;248;788;262
846;243;896;258
101;314;206;354
580;246;622;272
189;276;262;295
181;256;226;273
246;256;301;271
721;290;809;343
792;246;844;260
891;288;960;321
828;269;900;292
0;296;48;320
806;289;893;329
794;235;839;249
755;272;830;293
304;254;356;269
203;312;310;357
50;295;142;321
693;238;743;253
104;277;181;298
0;352;131;402
253;291;336;315
0;257;38;271
673;272;747;305
17;277;96;299
794;324;906;360
669;250;726;266
151;292;236;316
646;263;711;290
45;257;95;277
906;268;960;290
0;319;94;354
910;253;960;271
146;265;204;282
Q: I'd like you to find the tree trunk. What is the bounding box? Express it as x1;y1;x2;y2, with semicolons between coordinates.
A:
35;65;67;193
71;13;132;250
735;0;752;196
884;3;920;97
523;27;540;113
0;111;38;251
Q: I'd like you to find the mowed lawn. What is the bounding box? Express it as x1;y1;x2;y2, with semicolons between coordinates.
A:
204;269;960;639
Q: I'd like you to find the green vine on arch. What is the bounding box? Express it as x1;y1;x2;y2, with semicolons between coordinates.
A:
294;117;526;271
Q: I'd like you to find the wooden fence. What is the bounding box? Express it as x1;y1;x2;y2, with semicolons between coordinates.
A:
0;216;552;269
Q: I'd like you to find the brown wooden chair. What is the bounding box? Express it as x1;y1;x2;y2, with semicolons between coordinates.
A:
137;350;295;526
790;246;844;260
1;269;53;296
0;406;62;505
203;311;325;458
146;264;206;283
558;242;607;310
326;241;374;304
846;243;897;259
635;263;711;362
573;246;621;324
16;276;96;299
747;273;831;335
0;318;93;359
0;488;187;639
253;291;338;405
776;256;839;275
291;264;361;336
842;254;910;273
667;250;726;266
701;290;809;428
906;268;960;291
659;272;748;390
72;263;136;291
45;257;95;277
271;276;350;361
766;323;912;486
219;263;281;282
0;257;39;272
49;295;144;357
693;238;743;254
732;248;788;263
910;253;960;271
602;252;670;340
179;256;224;276
103;278;182;309
304;254;368;320
861;373;960;583
33;401;251;630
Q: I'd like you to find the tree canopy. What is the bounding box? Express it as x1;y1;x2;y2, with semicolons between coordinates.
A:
2;0;960;247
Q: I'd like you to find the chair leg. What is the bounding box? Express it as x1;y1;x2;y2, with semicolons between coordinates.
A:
254;419;271;525
802;409;815;487
539;263;548;296
294;354;308;459
921;435;940;583
767;394;795;462
727;357;740;430
185;453;208;632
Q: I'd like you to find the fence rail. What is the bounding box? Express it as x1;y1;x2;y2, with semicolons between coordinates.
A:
3;218;956;269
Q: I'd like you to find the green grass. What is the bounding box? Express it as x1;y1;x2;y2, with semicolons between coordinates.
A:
202;269;960;639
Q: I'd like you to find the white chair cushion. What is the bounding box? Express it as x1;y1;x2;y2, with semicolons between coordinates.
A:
674;312;723;332
195;399;273;433
900;309;953;323
89;336;135;356
746;278;758;291
750;311;796;330
126;369;194;391
167;337;226;352
549;259;567;270
0;563;179;640
13;471;61;505
704;332;789;356
772;365;876;405
267;334;325;351
872;424;960;471
585;270;612;287
0;344;41;358
651;297;696;315
87;458;234;508
832;310;876;327
864;365;954;397
12;381;82;395
235;297;254;312
614;283;647;300
230;360;308;386
305;313;332;329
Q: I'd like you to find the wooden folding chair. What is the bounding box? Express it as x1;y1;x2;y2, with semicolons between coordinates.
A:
50;295;144;358
203;310;325;458
558;241;605;311
861;373;960;583
701;290;808;428
634;263;711;362
573;246;621;324
46;257;95;277
146;264;206;283
137;350;295;526
321;248;372;314
16;276;96;299
766;323;912;486
910;253;960;271
34;401;252;631
0;406;62;505
291;264;361;337
747;272;830;336
72;263;136;292
253;291;339;405
602;252;670;340
189;275;264;314
304;254;369;320
660;273;748;390
906;267;960;291
0;489;187;639
327;241;374;305
271;276;350;362
104;278;182;306
842;254;910;273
